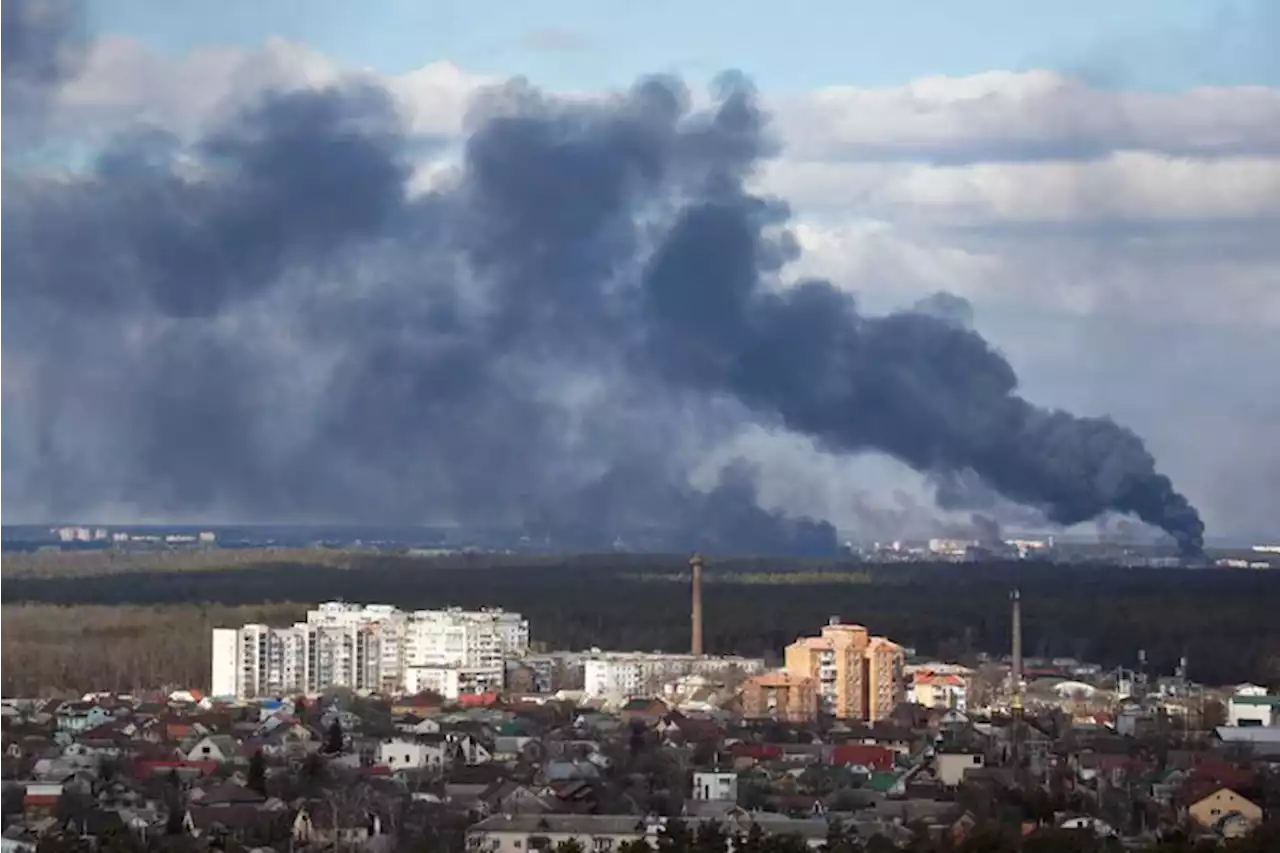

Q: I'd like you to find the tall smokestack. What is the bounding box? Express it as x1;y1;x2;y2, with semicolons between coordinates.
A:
1010;588;1023;707
690;552;704;656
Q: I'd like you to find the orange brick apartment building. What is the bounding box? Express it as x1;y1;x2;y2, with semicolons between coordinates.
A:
783;618;905;721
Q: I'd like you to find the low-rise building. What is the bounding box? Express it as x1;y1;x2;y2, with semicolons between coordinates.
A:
692;771;738;802
741;671;819;722
582;651;764;701
1188;788;1262;838
910;671;968;712
1227;685;1279;727
376;737;445;771
935;751;985;787
467;812;831;853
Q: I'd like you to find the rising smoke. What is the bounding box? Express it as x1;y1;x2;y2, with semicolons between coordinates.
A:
0;0;1206;555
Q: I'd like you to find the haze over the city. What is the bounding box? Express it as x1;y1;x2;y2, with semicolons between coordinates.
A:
3;0;1278;551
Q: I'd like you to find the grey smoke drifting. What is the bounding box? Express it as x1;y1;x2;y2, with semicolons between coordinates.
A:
1;1;1205;555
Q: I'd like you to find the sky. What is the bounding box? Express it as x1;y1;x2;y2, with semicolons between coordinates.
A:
4;0;1279;543
90;0;1278;92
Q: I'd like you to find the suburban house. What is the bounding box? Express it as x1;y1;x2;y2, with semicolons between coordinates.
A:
1226;687;1280;728
182;735;239;763
467;812;833;853
377;737;445;771
1187;787;1262;839
934;752;985;788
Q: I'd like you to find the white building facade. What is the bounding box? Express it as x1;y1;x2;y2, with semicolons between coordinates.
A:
581;651;765;700
209;603;529;699
1228;685;1280;727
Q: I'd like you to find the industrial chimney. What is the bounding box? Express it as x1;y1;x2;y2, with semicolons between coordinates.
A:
690;552;704;656
1010;588;1023;708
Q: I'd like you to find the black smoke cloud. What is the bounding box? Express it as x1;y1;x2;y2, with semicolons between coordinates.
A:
1;3;1205;555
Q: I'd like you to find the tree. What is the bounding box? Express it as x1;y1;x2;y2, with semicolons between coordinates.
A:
619;841;654;853
247;749;268;796
822;821;862;853
165;800;187;836
324;719;344;754
657;819;692;853
553;841;586;853
1200;699;1227;730
736;823;766;853
694;821;728;853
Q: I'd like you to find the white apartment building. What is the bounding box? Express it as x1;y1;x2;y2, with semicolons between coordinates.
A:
582;651;765;700
210;603;529;699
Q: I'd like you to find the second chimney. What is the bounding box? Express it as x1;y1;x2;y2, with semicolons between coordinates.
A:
690;552;704;656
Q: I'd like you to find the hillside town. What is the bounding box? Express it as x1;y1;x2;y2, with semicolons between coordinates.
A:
4;582;1280;852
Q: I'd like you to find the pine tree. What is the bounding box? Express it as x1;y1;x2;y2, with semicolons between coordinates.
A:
247;749;267;795
325;718;344;754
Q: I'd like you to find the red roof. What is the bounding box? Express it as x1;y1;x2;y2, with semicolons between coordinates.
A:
457;692;501;708
133;759;218;779
733;743;784;760
830;744;894;771
1189;759;1255;791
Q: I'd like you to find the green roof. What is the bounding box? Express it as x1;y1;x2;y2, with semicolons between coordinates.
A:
1231;695;1280;706
864;772;903;793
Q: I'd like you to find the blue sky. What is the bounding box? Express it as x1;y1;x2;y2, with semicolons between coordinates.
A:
91;0;1278;92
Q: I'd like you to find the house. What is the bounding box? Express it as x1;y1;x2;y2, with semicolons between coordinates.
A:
377;737;445;771
692;771;738;802
449;734;493;766
183;805;287;845
256;722;316;758
1187;788;1262;837
910;672;968;711
828;744;894;772
396;716;442;736
467;812;834;853
392;693;445;717
55;703;111;733
619;698;669;727
292;802;382;847
182;735;239;763
1226;685;1279;727
482;782;552;815
934;751;985;788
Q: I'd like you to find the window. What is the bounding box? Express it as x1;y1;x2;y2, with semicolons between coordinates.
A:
971;755;982;765
406;755;412;763
513;843;522;849
593;839;613;852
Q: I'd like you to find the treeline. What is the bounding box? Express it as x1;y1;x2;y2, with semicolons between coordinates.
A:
0;547;358;578
3;554;1280;695
1;603;307;697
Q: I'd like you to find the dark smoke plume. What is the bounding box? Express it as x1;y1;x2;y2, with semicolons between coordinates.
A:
1;3;1205;555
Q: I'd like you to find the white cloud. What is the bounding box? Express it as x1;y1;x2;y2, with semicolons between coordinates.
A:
56;36;490;139
761;152;1280;224
775;70;1280;161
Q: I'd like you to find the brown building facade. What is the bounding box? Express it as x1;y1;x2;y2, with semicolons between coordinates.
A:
783;618;904;721
741;670;819;722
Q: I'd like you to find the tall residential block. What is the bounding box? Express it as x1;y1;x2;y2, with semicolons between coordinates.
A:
210;603;529;700
783;617;904;721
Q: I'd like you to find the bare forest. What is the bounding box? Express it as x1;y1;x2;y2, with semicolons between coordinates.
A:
4;549;1280;697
